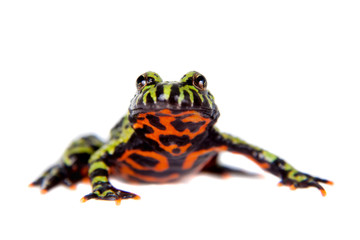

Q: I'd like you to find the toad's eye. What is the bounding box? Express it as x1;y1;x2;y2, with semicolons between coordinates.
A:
136;75;155;91
193;74;207;90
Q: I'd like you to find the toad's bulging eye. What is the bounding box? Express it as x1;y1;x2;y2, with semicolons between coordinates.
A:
193;74;207;91
136;75;155;91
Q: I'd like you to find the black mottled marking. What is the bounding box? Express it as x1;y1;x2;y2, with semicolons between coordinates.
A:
169;119;184;131
134;140;158;152
128;135;163;153
129;153;159;168
191;89;202;107
134;124;154;134
170;119;206;133
172;148;181;154
169;85;180;105
146;115;166;130
159;134;190;146
142;124;154;134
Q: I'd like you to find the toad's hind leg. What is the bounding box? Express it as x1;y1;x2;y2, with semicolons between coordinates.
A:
201;154;260;178
30;135;104;193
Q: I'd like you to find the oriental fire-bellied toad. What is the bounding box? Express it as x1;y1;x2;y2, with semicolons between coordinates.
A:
30;71;333;205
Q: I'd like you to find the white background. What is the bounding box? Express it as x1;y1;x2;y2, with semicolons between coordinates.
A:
1;1;359;239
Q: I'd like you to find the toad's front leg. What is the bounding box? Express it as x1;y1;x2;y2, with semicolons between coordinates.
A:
212;131;333;196
80;141;140;205
30;135;104;192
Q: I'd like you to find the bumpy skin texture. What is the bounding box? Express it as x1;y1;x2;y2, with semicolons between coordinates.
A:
31;71;332;204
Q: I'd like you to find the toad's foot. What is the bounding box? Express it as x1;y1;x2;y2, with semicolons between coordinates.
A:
81;183;140;205
278;170;333;196
30;164;73;193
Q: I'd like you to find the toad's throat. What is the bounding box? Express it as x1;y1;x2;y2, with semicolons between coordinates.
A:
131;109;212;156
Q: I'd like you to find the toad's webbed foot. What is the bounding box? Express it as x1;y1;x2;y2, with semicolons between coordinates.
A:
81;183;140;205
30;164;68;193
278;170;333;196
217;131;333;196
30;163;87;193
274;159;333;196
30;135;103;193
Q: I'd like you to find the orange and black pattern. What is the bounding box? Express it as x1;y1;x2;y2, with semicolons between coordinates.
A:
31;71;332;204
118;109;220;183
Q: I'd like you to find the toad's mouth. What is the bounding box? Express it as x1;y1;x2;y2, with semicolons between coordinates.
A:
128;106;219;120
